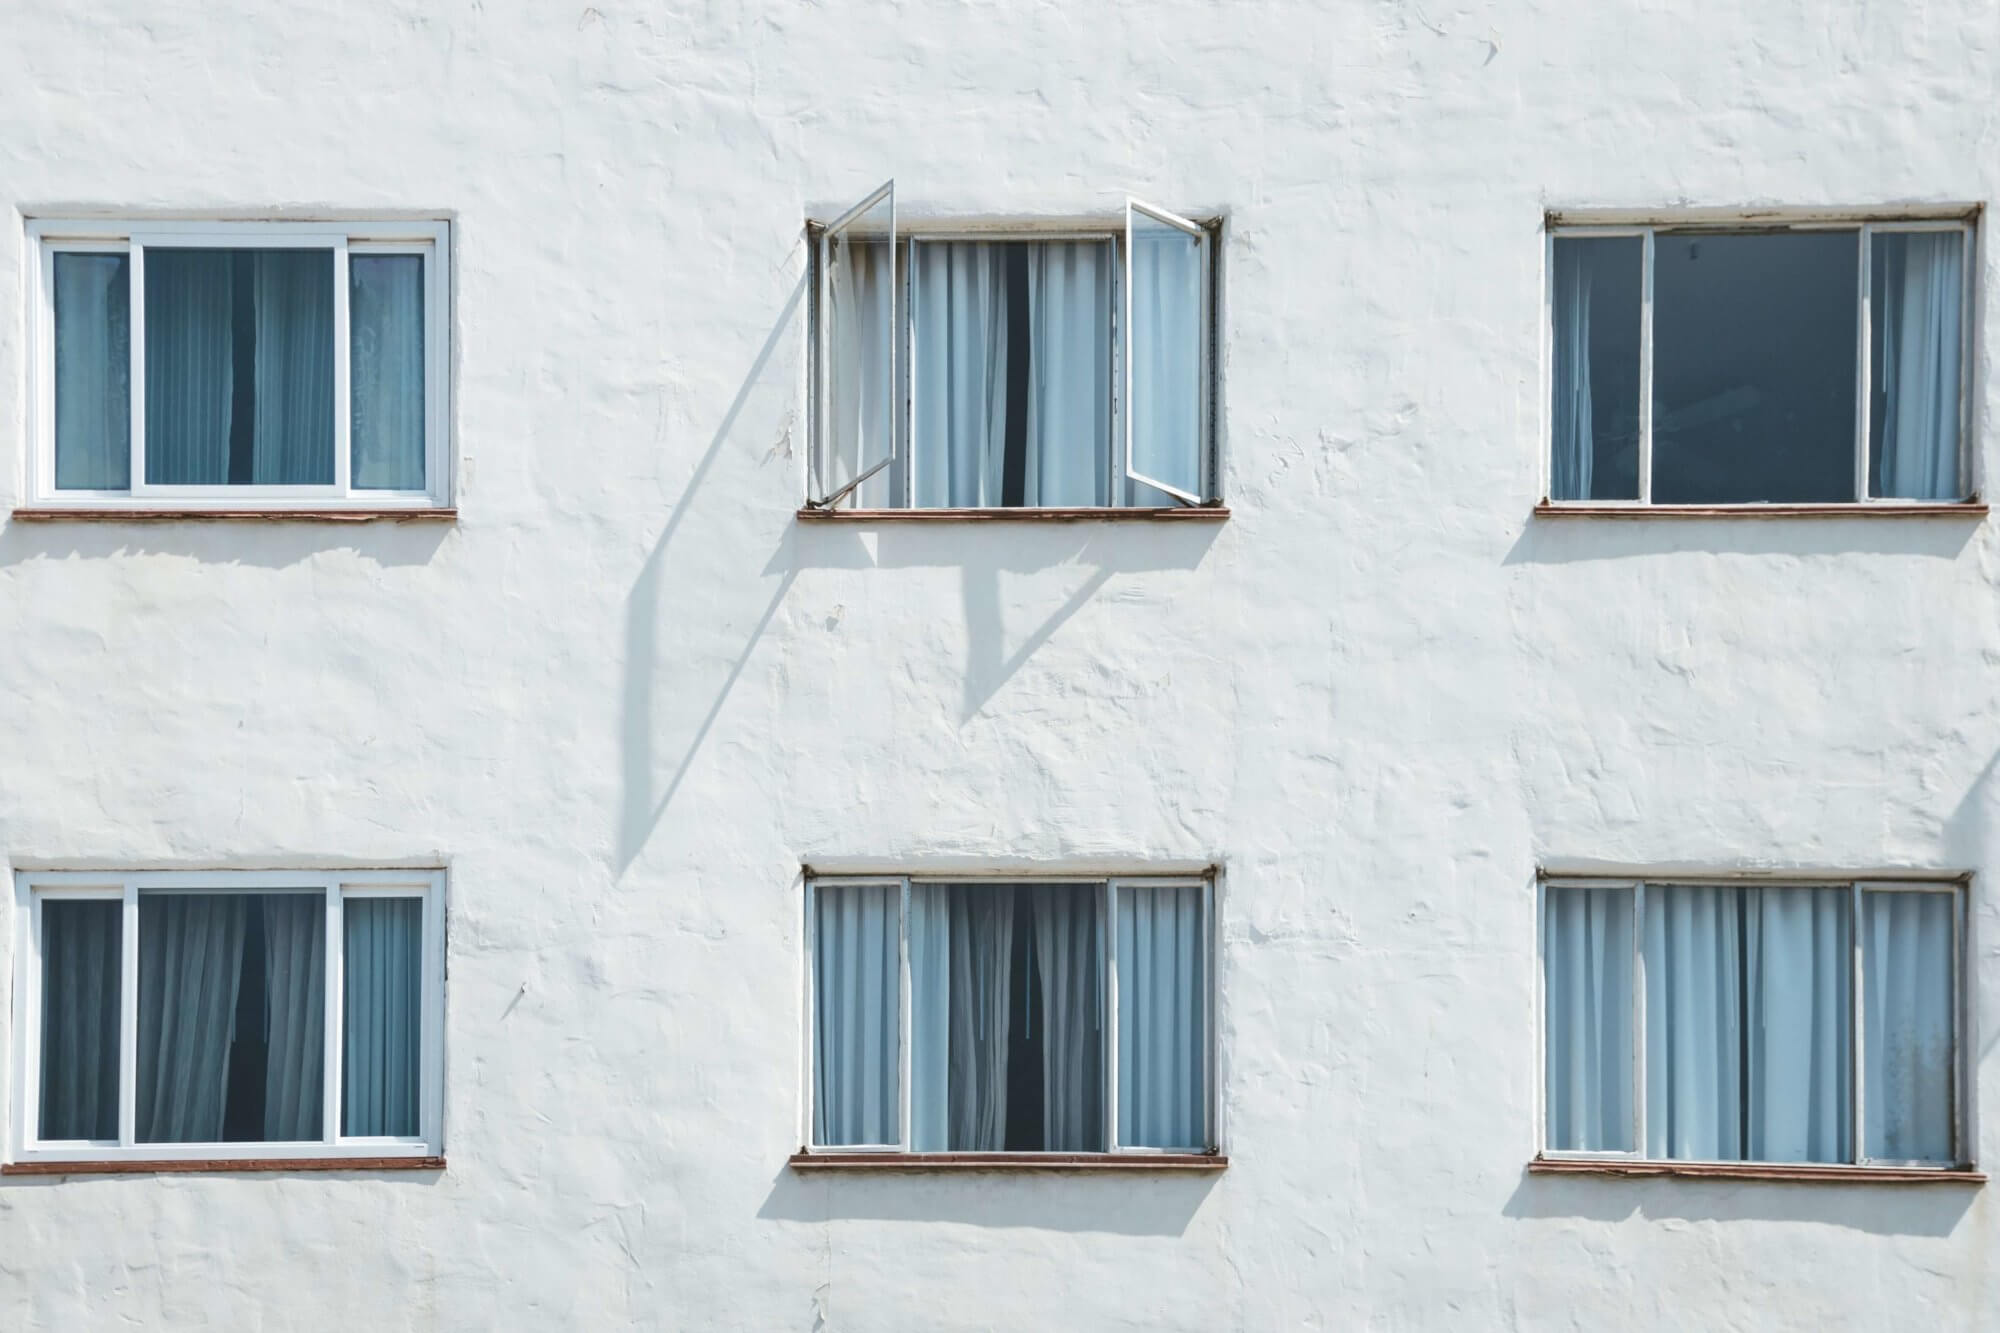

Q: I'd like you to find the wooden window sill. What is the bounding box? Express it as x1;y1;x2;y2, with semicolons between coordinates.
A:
789;1151;1226;1172
10;507;458;524
1533;501;1986;519
797;506;1229;523
2;1156;445;1176
1529;1157;1982;1185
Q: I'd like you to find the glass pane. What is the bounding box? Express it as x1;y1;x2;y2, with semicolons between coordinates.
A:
1862;891;1955;1162
1128;210;1204;502
1644;885;1850;1163
350;255;427;492
812;882;900;1145
909;241;1114;508
343;897;424;1137
1542;886;1634;1151
136;892;324;1144
1651;231;1858;503
1116;882;1207;1149
1549;236;1640;500
52;253;132;490
1871;231;1964;500
39;899;122;1141
823;191;894;505
145;249;335;486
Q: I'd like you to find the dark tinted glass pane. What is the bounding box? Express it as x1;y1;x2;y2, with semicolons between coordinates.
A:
1652;231;1858;503
1550;236;1641;500
39;900;122;1141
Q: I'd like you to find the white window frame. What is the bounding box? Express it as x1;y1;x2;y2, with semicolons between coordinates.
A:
1535;872;1971;1170
1543;213;1977;508
800;871;1219;1156
26;218;453;511
11;868;446;1164
805;192;1220;511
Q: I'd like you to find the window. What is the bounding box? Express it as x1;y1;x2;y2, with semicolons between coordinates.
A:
807;183;1218;512
805;875;1214;1154
1547;217;1973;507
28;219;450;510
13;870;444;1163
1541;876;1965;1169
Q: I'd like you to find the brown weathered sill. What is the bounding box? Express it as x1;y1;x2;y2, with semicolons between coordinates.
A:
1529;1157;1983;1185
1534;501;1986;519
2;1156;445;1176
797;506;1229;523
789;1151;1226;1172
11;507;458;524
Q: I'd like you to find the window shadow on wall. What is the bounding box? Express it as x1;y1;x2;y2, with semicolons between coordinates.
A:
1502;516;1978;566
1501;1170;1975;1235
0;516;452;570
755;1163;1219;1236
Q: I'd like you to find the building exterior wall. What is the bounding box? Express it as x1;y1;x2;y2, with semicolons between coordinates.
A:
1;1;1996;1327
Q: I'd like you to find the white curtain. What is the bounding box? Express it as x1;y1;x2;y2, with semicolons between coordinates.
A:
1875;231;1963;500
913;242;1010;506
1127;215;1203;503
39;899;123;1141
1863;891;1955;1161
51;252;131;490
1542;886;1633;1151
1550;241;1595;500
350;254;428;492
261;896;325;1141
1026;244;1113;506
1116;883;1206;1149
136;894;249;1144
826;232;894;506
1645;886;1850;1163
1032;885;1105;1151
812;883;899;1146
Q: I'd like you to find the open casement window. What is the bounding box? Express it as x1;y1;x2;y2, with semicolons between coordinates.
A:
804;874;1215;1155
807;194;1218;512
1539;875;1969;1170
1546;216;1975;508
27;219;451;511
13;870;445;1165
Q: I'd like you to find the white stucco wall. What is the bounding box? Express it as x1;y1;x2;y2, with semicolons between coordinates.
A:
2;0;1998;1326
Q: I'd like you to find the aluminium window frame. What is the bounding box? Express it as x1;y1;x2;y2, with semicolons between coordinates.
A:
799;870;1219;1157
10;868;446;1165
1541;213;1978;509
25;217;453;511
1534;871;1972;1171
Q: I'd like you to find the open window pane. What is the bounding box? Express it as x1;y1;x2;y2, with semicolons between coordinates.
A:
819;184;895;506
1871;231;1964;500
350;254;427;492
1549;236;1640;500
910;241;1114;507
812;882;900;1145
38;900;122;1142
52;253;132;490
136;891;325;1144
1862;891;1955;1162
1126;201;1205;504
145;249;336;486
1542;886;1633;1152
1651;231;1858;503
1116;881;1207;1149
344;897;424;1137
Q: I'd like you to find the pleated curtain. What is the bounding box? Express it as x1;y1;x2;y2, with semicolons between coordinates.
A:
349;254;428;491
1862;891;1955;1161
1875;231;1964;500
136;894;249;1144
261;895;325;1141
343;897;424;1137
38;900;123;1141
1031;885;1105;1151
1550;242;1595;501
1542;886;1634;1151
912;242;1011;506
812;883;899;1146
1126;217;1203;504
1116;883;1207;1149
51;253;131;489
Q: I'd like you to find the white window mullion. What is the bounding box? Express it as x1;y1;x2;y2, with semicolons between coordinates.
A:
118;880;140;1149
324;882;344;1146
128;244;149;497
1636;231;1655;505
333;239;353;496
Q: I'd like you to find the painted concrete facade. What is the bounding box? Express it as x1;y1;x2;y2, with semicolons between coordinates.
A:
2;0;1998;1327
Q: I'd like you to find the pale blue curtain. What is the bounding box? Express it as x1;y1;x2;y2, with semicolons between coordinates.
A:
913;242;1010;506
1127;213;1203;504
1032;885;1104;1151
1863;891;1955;1162
1645;886;1850;1163
826;224;894;507
909;884;950;1151
39;899;122;1141
52;253;131;489
813;883;899;1146
1542;886;1634;1151
136;894;248;1143
1550;242;1595;500
251;252;335;483
343;897;423;1138
145;250;235;485
1874;231;1963;500
262;895;325;1141
1025;244;1113;506
349;254;427;491
931;886;1017;1150
1116;883;1207;1149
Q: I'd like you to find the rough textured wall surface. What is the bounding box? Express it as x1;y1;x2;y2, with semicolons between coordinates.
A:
2;0;1998;1327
